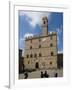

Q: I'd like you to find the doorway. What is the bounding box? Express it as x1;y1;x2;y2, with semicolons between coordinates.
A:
35;62;39;69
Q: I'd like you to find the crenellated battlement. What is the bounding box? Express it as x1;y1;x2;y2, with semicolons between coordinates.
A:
25;31;57;41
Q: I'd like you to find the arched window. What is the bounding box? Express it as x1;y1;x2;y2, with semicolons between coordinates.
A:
50;61;52;65
30;46;32;49
27;54;29;58
28;61;30;64
39;53;42;57
44;20;45;24
39;45;41;48
30;54;33;58
50;43;53;47
51;52;54;56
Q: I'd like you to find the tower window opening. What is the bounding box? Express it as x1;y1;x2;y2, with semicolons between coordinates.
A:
39;45;41;48
50;62;52;65
28;61;30;64
27;54;29;58
30;54;33;58
30;46;32;49
44;20;45;24
50;43;53;47
51;52;54;56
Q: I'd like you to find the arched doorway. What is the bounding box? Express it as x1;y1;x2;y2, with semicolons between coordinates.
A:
35;62;39;69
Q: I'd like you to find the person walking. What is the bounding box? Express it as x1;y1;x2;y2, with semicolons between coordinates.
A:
24;72;28;79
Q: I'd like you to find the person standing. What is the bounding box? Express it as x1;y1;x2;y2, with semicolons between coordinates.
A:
44;71;49;78
41;71;44;78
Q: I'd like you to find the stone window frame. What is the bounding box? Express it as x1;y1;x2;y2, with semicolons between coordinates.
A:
30;46;32;49
51;51;54;56
30;54;33;58
50;43;53;47
39;44;41;48
39;53;42;57
43;20;45;24
28;61;30;64
50;61;52;65
27;54;29;58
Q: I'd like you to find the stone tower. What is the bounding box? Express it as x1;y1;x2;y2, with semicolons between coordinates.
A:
41;16;48;36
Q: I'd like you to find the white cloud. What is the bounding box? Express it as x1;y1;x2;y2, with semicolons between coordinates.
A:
56;25;63;45
19;11;51;27
19;38;24;49
58;50;63;54
24;33;34;38
49;31;53;34
57;35;60;45
56;25;63;54
56;25;63;35
19;33;34;48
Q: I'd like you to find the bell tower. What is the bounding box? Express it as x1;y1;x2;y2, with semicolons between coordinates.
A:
41;16;48;36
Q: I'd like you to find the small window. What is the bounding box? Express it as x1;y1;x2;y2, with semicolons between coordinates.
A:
34;54;37;58
39;45;41;48
30;46;32;49
50;43;53;47
39;53;42;57
28;61;30;64
44;20;45;24
51;52;54;56
27;54;29;58
50;62;52;65
30;54;33;58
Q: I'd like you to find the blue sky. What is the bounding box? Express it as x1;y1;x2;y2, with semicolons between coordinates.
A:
19;11;63;53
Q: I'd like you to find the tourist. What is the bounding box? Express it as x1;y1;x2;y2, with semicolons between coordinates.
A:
24;72;28;79
41;71;44;78
44;71;49;78
54;73;58;77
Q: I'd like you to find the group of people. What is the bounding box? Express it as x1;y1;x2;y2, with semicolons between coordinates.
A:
41;71;49;78
41;71;58;78
24;71;58;79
